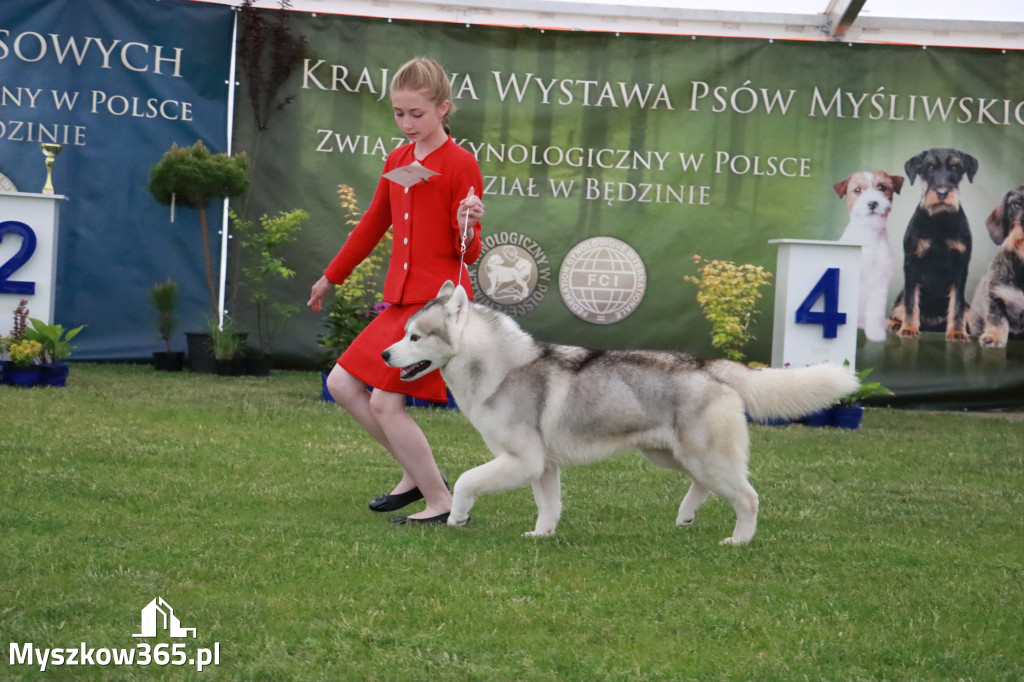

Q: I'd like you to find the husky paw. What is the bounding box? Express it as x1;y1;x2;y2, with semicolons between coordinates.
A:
677;517;695;527
523;528;555;538
719;536;751;546
447;514;470;527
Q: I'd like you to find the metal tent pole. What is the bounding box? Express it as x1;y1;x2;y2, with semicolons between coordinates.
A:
217;8;240;326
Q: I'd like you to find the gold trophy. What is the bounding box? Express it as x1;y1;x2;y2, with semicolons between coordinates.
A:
40;143;62;194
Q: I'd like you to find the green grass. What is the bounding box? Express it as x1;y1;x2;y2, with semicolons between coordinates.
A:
1;364;1022;681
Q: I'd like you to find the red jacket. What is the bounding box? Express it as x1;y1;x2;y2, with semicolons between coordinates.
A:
324;138;483;304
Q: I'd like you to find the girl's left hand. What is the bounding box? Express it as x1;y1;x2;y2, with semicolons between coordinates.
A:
307;275;333;313
457;195;485;229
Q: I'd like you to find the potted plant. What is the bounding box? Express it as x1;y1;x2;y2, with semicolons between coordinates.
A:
149;278;185;371
317;185;390;400
686;255;776;422
834;367;893;429
208;315;245;376
232;208;307;375
2;298;30;384
148;140;250;314
7;338;42;387
23;318;84;387
684;254;773;363
148;140;249;373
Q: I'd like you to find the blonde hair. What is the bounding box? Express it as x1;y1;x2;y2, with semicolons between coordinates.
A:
391;57;455;134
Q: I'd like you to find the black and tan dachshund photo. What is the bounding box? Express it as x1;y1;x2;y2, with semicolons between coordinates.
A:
968;184;1024;348
889;147;979;341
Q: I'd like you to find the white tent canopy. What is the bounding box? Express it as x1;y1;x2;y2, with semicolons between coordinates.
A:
209;0;1024;49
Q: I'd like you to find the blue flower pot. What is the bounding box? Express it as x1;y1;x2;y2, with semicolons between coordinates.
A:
406;390;458;410
320;372;458;410
801;405;864;429
39;362;70;387
801;409;833;427
7;365;40;388
321;372;335;402
832;404;864;429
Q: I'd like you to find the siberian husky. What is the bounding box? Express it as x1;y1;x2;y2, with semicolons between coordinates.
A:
383;282;859;545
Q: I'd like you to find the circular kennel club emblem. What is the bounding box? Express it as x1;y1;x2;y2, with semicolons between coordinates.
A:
559;236;646;324
470;231;550;316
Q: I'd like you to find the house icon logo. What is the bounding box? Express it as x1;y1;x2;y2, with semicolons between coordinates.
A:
132;597;196;638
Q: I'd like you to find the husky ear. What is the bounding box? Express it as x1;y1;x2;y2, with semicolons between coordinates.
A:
437;280;456;299
446;284;470;329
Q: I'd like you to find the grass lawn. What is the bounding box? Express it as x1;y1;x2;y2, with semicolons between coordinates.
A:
1;364;1021;680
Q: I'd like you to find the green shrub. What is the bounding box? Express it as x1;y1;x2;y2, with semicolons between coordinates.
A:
685;255;772;363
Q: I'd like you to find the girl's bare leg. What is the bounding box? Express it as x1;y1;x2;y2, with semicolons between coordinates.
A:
326;365;450;517
368;389;451;518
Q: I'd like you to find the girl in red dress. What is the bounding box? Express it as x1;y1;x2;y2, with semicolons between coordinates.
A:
307;57;485;525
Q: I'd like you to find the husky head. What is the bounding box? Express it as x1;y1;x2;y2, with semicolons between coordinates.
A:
382;281;470;381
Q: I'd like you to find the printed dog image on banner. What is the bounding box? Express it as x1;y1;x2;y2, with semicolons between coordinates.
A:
968;185;1024;348
835;170;904;342
889;148;979;342
383;282;858;545
257;15;1024;407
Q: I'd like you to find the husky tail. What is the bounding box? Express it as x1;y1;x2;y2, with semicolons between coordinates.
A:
708;361;859;421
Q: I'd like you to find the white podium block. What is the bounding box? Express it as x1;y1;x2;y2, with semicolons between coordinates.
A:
769;239;861;369
1;191;66;335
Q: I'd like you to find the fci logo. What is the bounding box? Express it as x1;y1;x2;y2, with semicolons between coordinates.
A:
132;597;196;639
559;237;646;324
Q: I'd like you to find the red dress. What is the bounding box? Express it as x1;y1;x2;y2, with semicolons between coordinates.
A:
324;138;483;401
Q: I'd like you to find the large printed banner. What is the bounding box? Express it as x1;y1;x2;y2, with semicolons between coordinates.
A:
234;12;1024;405
0;0;233;356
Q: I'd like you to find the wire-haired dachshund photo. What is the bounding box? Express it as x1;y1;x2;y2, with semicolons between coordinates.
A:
888;147;979;342
968;184;1024;348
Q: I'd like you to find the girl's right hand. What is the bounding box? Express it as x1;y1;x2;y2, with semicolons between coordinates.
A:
307;275;333;312
458;194;485;230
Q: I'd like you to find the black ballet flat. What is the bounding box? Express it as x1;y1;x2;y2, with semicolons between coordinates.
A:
367;473;449;513
368;487;423;512
390;512;451;525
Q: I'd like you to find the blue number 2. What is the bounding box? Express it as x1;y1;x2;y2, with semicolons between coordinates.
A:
0;221;37;295
795;268;846;339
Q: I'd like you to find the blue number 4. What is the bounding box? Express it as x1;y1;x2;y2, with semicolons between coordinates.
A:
795;268;846;339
